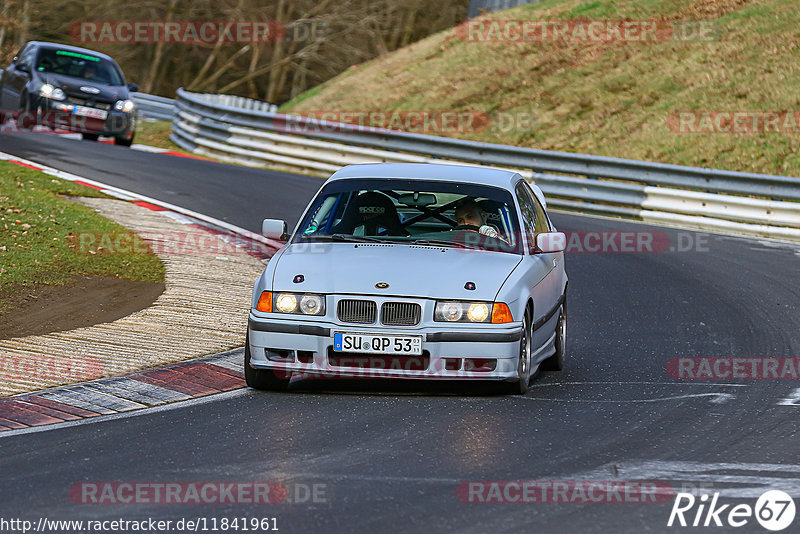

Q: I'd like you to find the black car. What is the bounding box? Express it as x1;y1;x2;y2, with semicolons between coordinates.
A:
0;41;138;146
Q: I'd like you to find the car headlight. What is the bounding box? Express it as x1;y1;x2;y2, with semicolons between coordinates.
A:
272;292;325;316
40;84;66;100
434;301;514;324
115;99;135;113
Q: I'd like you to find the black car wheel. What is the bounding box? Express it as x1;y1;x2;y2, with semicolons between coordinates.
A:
17;91;38;128
502;309;532;395
114;134;134;147
541;298;566;372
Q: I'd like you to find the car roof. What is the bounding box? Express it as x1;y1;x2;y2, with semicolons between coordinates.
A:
328;163;523;191
26;41;115;62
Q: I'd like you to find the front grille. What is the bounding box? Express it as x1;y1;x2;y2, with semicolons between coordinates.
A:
381;302;421;326
337;299;377;324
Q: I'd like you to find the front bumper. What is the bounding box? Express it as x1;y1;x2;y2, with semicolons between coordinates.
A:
247;314;523;381
41;100;136;136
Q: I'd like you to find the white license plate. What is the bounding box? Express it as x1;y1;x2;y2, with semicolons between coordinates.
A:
333;332;422;355
73;105;108;120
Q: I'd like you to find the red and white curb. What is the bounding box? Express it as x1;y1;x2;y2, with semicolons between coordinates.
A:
0;349;245;432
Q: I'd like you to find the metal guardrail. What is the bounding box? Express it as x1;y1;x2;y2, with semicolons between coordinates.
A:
170;88;800;241
133;92;278;122
131;92;175;121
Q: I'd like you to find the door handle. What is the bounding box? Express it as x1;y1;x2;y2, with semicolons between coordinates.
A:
553;259;558;268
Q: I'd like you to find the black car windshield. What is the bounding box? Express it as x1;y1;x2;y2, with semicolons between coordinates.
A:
35;48;125;86
295;178;523;254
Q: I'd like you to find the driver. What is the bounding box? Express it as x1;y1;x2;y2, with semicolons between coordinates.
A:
454;198;506;242
82;65;97;80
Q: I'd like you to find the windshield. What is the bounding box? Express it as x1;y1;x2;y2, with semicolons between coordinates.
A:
294;178;522;254
35;48;125;86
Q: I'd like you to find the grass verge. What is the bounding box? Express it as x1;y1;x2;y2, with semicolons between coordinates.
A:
0;160;165;314
135;119;179;150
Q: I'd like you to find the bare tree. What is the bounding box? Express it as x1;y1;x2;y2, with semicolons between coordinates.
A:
17;0;29;47
0;0;469;102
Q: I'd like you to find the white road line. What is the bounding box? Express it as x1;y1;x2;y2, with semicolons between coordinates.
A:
777;387;800;406
575;461;800;498
529;381;750;388
516;393;735;404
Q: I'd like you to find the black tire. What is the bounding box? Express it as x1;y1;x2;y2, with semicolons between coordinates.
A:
114;133;134;147
541;298;566;372
35;103;45;126
16;91;35;129
501;309;532;395
82;133;100;141
244;334;291;391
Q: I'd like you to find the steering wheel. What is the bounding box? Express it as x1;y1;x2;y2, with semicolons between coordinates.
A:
454;224;481;232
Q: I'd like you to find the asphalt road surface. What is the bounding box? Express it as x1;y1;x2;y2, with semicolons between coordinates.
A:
1;132;799;533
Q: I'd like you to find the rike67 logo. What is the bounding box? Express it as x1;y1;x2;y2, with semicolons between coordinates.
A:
668;490;796;531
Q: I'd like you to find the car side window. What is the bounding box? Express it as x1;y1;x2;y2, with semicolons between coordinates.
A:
520;182;551;235
532;193;550;235
515;182;536;250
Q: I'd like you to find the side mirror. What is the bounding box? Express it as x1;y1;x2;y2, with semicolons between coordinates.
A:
16;63;30;74
262;218;288;241
127;83;138;92
535;232;566;253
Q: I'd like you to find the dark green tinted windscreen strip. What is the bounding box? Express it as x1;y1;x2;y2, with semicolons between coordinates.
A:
55;50;100;62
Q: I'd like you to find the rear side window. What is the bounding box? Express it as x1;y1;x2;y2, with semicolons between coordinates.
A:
514;182;537;249
531;190;551;235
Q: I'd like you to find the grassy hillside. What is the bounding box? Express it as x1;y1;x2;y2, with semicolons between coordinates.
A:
282;0;800;176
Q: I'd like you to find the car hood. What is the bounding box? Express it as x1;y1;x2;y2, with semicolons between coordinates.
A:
40;73;127;101
272;242;522;301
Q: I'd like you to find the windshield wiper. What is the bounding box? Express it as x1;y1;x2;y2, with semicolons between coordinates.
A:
412;239;477;249
306;234;386;243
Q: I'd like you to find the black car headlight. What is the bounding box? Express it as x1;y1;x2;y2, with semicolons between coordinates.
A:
273;293;325;316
